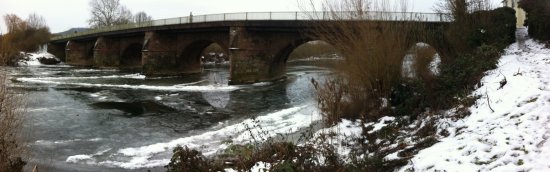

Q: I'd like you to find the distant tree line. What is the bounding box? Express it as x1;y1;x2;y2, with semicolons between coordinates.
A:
0;13;51;65
519;0;550;41
88;0;153;28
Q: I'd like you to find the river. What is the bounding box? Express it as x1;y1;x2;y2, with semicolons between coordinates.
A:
5;59;333;171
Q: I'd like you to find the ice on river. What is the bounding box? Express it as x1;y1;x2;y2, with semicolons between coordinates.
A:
66;105;321;169
16;76;240;92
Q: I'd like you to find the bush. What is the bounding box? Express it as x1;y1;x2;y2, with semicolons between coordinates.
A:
166;146;217;172
426;44;501;109
468;7;516;49
520;0;550;41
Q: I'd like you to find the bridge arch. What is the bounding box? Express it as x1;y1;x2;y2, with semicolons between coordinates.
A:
402;42;442;80
177;40;229;74
120;43;143;68
270;39;339;77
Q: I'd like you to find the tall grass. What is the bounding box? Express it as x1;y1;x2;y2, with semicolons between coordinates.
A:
309;0;432;124
0;71;28;171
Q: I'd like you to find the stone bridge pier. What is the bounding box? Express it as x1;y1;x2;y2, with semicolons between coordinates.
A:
228;26;309;84
65;40;95;66
94;36;144;68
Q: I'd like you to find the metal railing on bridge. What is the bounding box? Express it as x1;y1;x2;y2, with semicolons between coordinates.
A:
51;11;449;41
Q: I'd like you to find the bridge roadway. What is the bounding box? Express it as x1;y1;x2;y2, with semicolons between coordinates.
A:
48;11;448;84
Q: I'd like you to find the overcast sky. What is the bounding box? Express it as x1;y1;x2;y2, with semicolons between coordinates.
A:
0;0;503;33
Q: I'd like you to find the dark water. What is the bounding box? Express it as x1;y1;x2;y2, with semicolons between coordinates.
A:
6;60;333;171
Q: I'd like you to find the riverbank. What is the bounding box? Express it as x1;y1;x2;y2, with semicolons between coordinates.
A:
401;29;550;171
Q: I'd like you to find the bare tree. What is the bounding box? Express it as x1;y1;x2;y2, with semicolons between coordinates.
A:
87;0;133;28
3;14;26;33
133;11;152;23
26;13;47;29
116;6;133;24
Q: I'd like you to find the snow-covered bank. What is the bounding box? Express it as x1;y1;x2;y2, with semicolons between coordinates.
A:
400;38;550;171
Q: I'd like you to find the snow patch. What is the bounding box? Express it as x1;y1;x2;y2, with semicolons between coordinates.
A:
16;52;60;66
66;155;93;163
30;73;146;80
429;54;441;76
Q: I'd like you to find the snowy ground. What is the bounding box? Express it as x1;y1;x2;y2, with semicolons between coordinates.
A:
401;31;550;171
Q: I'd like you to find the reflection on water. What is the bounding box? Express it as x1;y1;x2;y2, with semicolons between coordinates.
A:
7;60;335;171
202;71;230;109
202;91;230;109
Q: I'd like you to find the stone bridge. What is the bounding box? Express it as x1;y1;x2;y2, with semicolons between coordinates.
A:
48;11;449;84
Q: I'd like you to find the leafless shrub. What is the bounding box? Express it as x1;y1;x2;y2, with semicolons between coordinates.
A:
308;0;431;124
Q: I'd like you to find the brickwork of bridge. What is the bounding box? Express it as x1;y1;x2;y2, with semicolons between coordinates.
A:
48;12;448;84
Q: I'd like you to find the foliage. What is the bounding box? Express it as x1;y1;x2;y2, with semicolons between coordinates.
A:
468;7;516;49
519;0;550;41
425;44;501;109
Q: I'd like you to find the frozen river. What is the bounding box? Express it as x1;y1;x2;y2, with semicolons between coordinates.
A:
6;60;332;171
